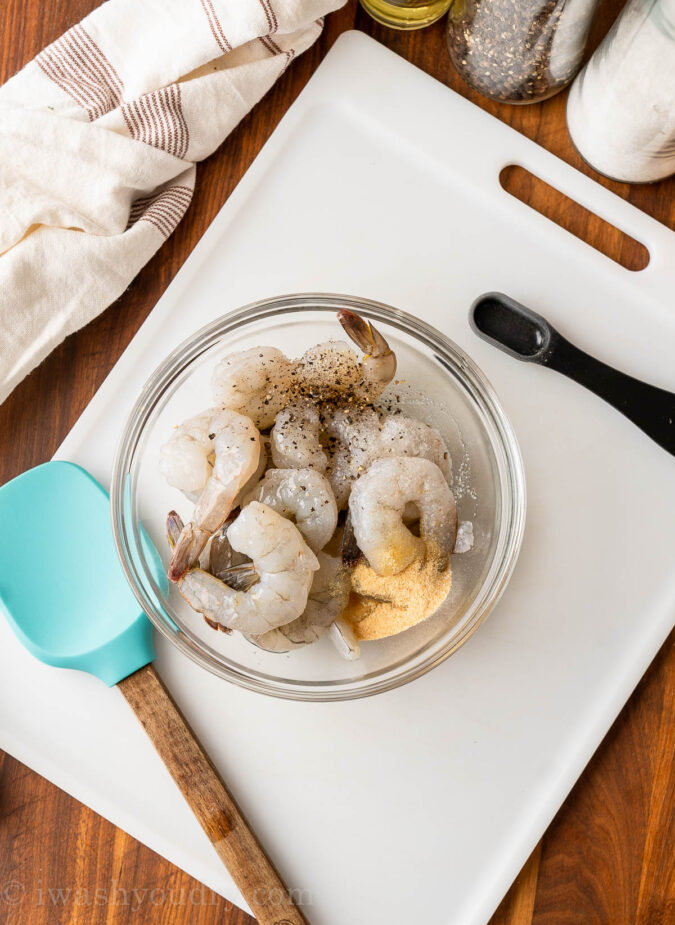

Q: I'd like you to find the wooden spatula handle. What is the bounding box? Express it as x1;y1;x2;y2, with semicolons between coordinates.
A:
118;663;308;925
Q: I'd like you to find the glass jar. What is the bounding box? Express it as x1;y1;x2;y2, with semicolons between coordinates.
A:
567;0;675;183
360;0;453;30
446;0;600;103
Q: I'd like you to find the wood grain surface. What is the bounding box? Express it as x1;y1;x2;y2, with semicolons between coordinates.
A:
0;2;673;924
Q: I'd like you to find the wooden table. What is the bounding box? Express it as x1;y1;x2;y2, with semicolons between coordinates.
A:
1;2;673;923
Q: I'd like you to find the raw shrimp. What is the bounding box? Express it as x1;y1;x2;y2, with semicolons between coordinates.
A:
242;467;337;552
248;552;350;652
326;409;451;481
324;408;452;510
179;516;353;655
372;417;452;523
295;340;362;401
376;416;452;481
295;312;395;402
160;410;217;499
211;346;295;429
161;414;269;511
167;409;261;582
270;400;327;472
176;502;319;634
349;457;458;576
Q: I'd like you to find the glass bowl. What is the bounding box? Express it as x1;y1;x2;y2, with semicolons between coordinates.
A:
111;294;526;701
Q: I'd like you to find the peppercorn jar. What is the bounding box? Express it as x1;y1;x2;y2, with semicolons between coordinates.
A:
446;0;600;104
566;0;675;183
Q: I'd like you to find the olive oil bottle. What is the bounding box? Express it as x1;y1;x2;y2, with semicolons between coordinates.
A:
360;0;452;30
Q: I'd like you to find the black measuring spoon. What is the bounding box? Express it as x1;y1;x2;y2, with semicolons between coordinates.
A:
470;292;675;457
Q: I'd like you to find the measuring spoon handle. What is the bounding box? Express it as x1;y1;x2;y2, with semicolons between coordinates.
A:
118;663;308;925
544;333;675;456
470;293;675;457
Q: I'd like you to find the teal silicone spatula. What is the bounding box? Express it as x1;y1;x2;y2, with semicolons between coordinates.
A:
0;461;307;925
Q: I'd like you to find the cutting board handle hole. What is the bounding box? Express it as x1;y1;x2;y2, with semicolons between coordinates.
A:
499;166;650;272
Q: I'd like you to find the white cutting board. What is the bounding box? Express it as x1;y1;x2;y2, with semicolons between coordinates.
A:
2;32;674;925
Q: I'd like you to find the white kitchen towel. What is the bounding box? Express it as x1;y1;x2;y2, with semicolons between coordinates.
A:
0;0;344;405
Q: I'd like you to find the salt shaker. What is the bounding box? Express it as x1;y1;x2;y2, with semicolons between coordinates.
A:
446;0;600;104
567;0;675;183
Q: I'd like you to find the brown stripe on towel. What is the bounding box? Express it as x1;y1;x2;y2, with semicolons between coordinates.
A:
121;84;189;159
70;25;123;98
258;0;279;34
131;193;192;226
36;24;123;120
259;34;295;76
127;185;193;220
127;185;193;237
200;0;232;53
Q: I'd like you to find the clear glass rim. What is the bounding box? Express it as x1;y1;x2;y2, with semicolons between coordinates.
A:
111;293;526;701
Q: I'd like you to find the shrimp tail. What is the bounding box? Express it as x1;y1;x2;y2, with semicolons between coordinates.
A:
337;310;396;394
168;522;211;582
166;510;185;549
217;563;259;592
169;475;244;582
341;511;362;566
337;310;393;361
